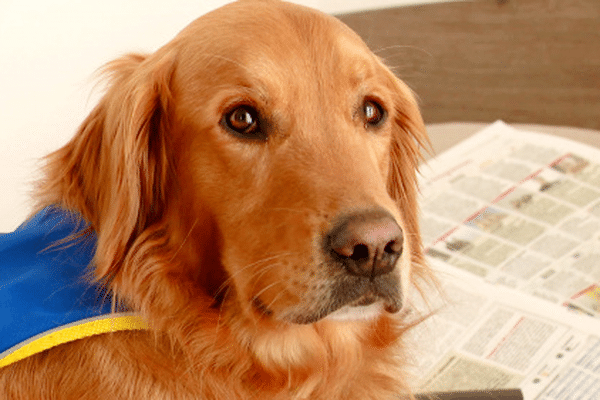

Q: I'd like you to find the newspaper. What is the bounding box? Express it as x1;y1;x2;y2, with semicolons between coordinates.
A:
409;121;600;399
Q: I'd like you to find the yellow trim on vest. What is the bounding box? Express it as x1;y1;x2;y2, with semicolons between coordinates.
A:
0;314;148;368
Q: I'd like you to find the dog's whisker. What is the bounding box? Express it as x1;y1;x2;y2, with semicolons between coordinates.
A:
246;263;279;294
212;252;299;299
215;285;231;330
212;257;277;298
373;44;433;58
251;282;286;328
168;219;198;262
262;290;286;316
251;279;285;303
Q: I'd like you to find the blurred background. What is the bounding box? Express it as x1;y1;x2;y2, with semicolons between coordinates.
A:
1;0;598;231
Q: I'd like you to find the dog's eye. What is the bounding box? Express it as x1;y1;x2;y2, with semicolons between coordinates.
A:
223;106;265;140
363;100;386;127
226;106;257;134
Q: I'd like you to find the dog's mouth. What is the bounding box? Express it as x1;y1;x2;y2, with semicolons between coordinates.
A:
254;273;402;325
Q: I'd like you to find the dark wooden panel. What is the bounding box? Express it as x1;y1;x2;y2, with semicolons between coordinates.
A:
337;0;600;130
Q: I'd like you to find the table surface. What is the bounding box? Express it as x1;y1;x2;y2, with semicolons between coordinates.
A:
426;122;600;160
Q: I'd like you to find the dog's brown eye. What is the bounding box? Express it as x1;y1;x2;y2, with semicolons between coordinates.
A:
363;100;385;127
224;106;264;139
228;106;256;133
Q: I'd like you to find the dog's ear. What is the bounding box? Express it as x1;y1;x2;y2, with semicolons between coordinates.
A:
38;51;176;284
386;77;430;270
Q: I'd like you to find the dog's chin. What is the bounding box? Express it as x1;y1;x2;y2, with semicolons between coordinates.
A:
278;290;402;325
324;301;385;322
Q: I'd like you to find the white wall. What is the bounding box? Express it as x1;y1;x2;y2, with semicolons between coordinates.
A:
0;0;456;231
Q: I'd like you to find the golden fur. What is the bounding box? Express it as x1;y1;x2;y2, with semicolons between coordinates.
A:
0;1;432;398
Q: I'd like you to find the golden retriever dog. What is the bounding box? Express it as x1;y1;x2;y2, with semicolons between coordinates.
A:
0;0;431;398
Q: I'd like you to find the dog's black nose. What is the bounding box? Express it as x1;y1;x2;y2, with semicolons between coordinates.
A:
327;210;403;279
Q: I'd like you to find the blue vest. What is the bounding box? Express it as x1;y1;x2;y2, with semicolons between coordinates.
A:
0;207;147;368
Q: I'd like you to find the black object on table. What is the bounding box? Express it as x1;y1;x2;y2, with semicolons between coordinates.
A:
414;389;524;400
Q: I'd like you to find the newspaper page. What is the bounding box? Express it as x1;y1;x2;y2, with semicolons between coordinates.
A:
409;262;600;400
408;121;600;399
419;121;600;317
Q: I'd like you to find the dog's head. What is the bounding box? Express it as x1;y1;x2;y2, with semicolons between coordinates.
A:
40;0;429;341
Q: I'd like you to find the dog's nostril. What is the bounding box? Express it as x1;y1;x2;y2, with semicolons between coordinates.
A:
384;240;402;254
350;244;370;261
327;210;403;278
